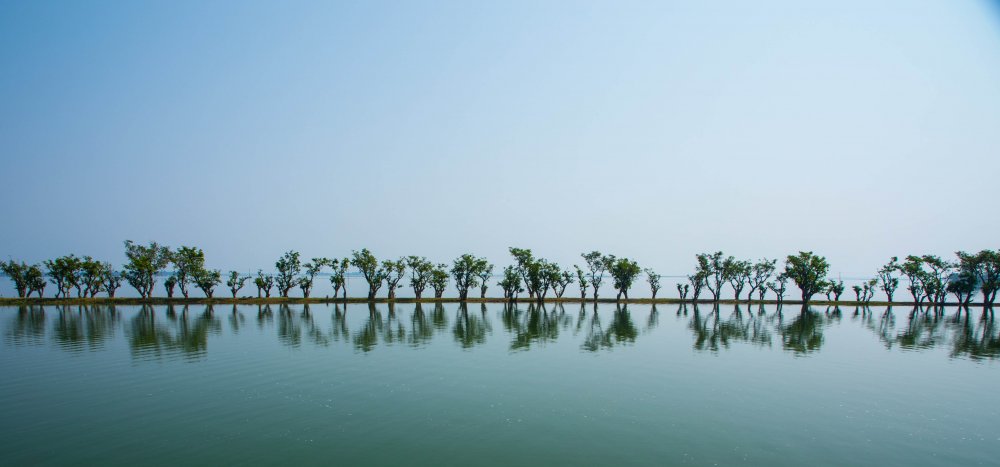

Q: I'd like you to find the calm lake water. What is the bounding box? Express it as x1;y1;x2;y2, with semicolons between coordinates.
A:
2;303;998;466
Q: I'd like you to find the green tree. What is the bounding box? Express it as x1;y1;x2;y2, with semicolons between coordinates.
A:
510;248;536;298
451;254;488;301
552;268;574;298
582;251;609;301
44;255;81;298
328;258;350;300
122;240;171;299
79;257;106;297
723;258;751;300
406;256;434;300
430;264;449;298
645;268;662;300
170;246;205;299
746;259;776;302
477;262;494;298
382;258;406;300
687;271;707;301
574;265;589;300
299;258;330;298
1;260;32;298
101;263;123;298
959;250;1000;307
947;268;977;306
677;283;689;300
783;251;830;304
164;275;178;298
274;251;302;298
227;271;250;298
524;259;560;302
193;268;222;298
768;274;789;304
876;257;900;303
352;249;387;300
900;256;926;304
254;270;274;298
920;255;952;306
26;264;45;298
498;265;522;301
696;252;728;301
828;280;845;301
607;257;641;301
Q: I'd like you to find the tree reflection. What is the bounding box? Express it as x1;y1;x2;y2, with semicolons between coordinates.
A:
778;307;824;355
409;303;434;347
507;303;562;351
688;304;771;352
581;304;637;352
52;305;119;352
6;305;47;346
452;303;491;349
949;313;1000;361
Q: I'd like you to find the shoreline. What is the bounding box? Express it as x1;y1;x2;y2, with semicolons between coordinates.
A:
0;297;991;307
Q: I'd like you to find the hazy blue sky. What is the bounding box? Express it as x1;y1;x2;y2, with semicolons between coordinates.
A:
2;0;999;277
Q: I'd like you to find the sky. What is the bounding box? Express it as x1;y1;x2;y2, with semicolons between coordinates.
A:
2;0;999;280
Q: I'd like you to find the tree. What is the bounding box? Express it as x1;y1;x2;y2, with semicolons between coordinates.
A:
687;271;707;301
863;279;876;303
524;259;559;302
274;251;302;298
406;256;434;300
783;252;830;304
451;254;488;301
430;264;449;298
747;259;776;303
876;257;900;303
254;270;274;298
498;265;522;301
900;256;926;304
26;265;45;298
170;246;205;299
723;258;751;301
645;268;662;300
552;269;574;298
947;268;977;306
510;248;536;298
920;255;952;306
677;283;689;300
122;240;171;299
571;265;589;300
227;271;250;298
164;275;178;298
299;257;330;298
582;251;609;301
79;257;106;298
382;258;406;300
2;261;30;298
607;257;641;301
352;249;386;300
44;255;80;298
959;250;1000;307
828;280;845;302
328;258;350;300
101;264;123;298
477;262;494;298
696;252;728;301
193;268;222;298
768;274;788;304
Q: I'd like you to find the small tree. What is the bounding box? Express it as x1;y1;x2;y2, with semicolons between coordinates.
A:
477;262;494;298
430;264;449;298
227;271;250;298
921;255;952;306
552;269;574;298
510;248;536;298
723;258;751;301
274;251;302;298
876;257;900;303
574;265;589;300
352;249;386;300
451;254;488;301
687;271;707;301
26;265;45;298
193;268;222;298
900;256;926;304
2;260;32;298
170;246;205;299
80;257;106;298
852;285;862;302
44;255;80;298
783;251;830;304
164;275;178;298
582;251;609;301
101;264;123;298
697;252;728;301
645;268;662;300
676;283;689;300
329;258;350;300
960;250;1000;307
382;258;406;300
407;256;433;300
607;257;641;301
747;259;776;303
828;280;845;302
947;269;977;306
498;265;522;301
768;274;788;304
525;259;559;302
298;257;330;298
122;240;171;299
254;270;274;298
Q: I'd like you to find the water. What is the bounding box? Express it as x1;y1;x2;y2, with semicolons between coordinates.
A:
1;303;998;466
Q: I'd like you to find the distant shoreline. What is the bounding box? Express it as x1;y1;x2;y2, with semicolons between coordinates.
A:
0;297;991;307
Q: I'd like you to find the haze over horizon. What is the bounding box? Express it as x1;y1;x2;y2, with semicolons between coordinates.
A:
2;0;999;277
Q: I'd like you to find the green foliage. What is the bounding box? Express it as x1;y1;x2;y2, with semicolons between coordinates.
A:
876;257;900;302
164;275;178;298
25;265;45;298
676;283;689;300
328;258;350;299
2;260;33;298
382;258;406;300
122;240;171;299
227;271;250;298
747;259;777;302
524;259;560;302
958;250;1000;306
352;248;387;300
170;246;205;298
498;265;523;300
274;250;302;298
947;265;978;305
510;247;536;297
687;270;707;301
552;268;574;298
44;255;82;298
827;280;845;301
783;252;830;303
696;252;727;301
451;254;489;300
193;268;222;298
476;262;494;298
767;273;789;303
606;256;641;300
430;263;449;298
581;251;609;300
574;265;589;299
645;268;661;299
254;270;274;298
79;257;107;298
100;263;123;298
723;258;751;300
406;256;433;299
298;257;330;298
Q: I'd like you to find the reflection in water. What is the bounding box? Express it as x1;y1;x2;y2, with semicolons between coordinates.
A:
5;303;1000;361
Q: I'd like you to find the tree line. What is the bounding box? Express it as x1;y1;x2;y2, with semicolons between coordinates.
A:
2;241;998;308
